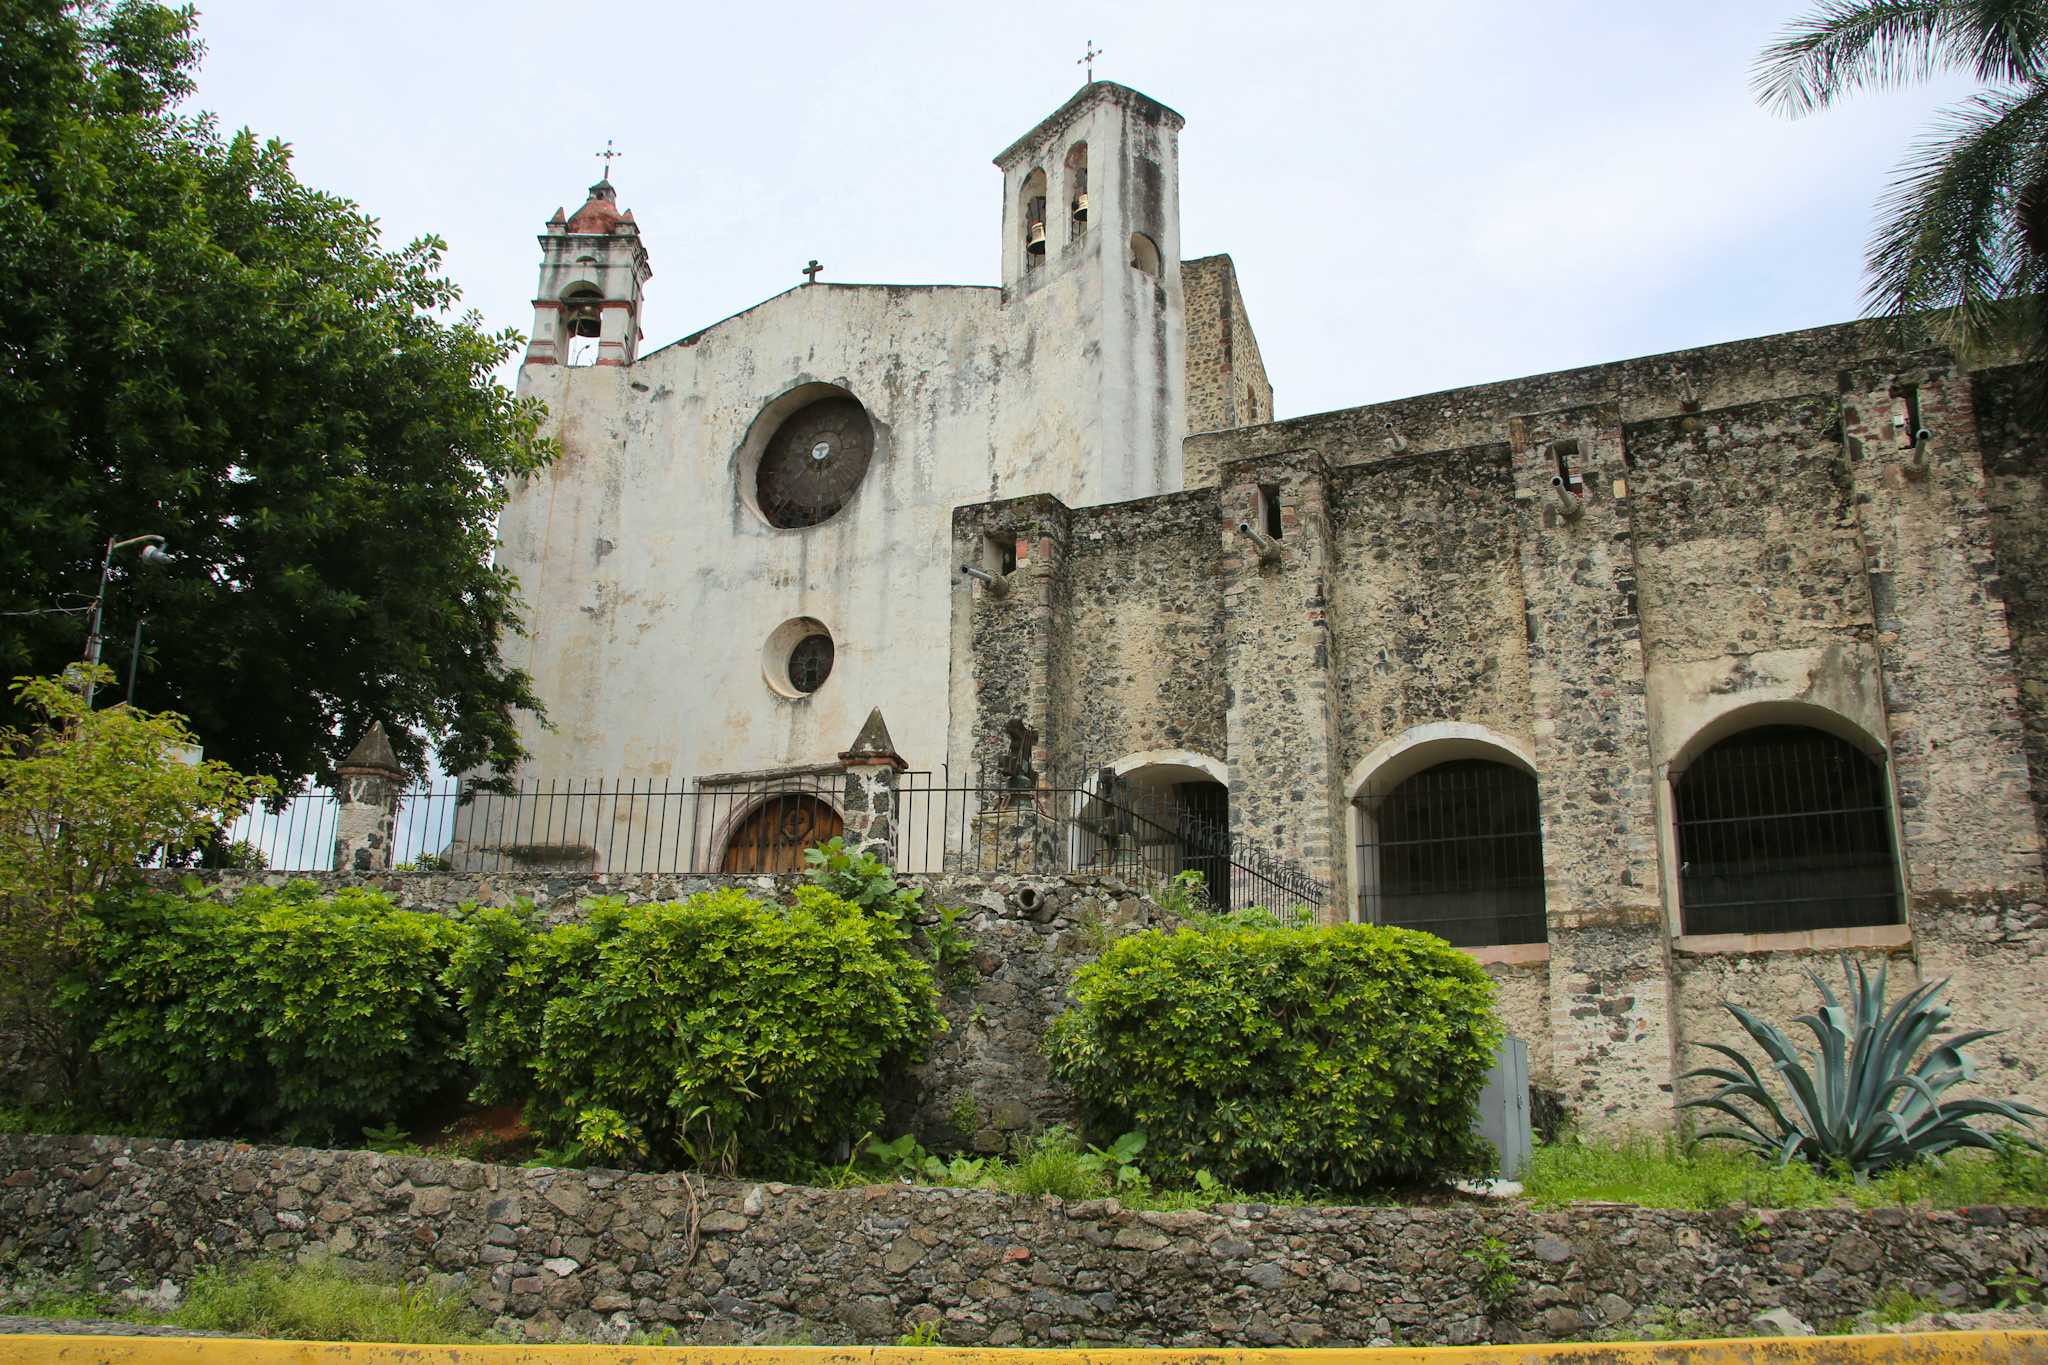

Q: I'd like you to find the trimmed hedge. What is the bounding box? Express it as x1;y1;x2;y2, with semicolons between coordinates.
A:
1046;918;1503;1191
448;886;941;1174
71;882;464;1142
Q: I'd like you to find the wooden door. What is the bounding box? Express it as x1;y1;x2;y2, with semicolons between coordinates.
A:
720;794;843;873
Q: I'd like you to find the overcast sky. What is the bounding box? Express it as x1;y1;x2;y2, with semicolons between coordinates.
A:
179;0;1979;421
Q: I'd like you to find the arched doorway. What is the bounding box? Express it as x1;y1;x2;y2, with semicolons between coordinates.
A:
1072;754;1231;904
1356;757;1547;947
720;793;843;874
1673;724;1901;936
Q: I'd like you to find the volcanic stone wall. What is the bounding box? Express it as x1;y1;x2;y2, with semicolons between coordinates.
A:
1326;445;1533;777
952;316;2048;1134
1183;254;1273;435
1181;316;1917;488
5;1134;2044;1348
1054;489;1228;767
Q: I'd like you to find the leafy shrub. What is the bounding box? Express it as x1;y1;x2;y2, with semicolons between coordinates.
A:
449;886;940;1175
69;882;462;1141
1682;956;2042;1176
0;670;273;1095
803;836;974;981
1464;1236;1517;1314
1005;1126;1102;1200
1047;920;1501;1191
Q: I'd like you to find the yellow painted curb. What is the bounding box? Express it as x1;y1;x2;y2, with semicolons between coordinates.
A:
0;1334;2044;1364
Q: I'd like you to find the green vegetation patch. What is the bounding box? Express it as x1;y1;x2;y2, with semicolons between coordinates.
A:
449;884;941;1176
2;1258;494;1344
1523;1135;2048;1210
70;881;464;1144
1047;914;1502;1192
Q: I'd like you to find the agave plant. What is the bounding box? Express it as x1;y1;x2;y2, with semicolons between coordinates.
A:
1681;956;2042;1176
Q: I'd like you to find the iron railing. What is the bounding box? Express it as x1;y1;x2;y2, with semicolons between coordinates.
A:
897;764;1327;914
221;764;1329;915
1673;725;1902;936
1354;758;1548;947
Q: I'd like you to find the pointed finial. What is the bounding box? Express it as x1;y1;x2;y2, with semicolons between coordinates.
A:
1077;39;1103;83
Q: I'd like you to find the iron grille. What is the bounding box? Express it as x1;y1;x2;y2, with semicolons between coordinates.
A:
218;762;1332;914
757;396;873;528
788;634;834;693
1674;725;1901;936
1355;759;1547;947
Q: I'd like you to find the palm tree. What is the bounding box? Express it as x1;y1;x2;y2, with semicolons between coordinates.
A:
1756;1;2048;383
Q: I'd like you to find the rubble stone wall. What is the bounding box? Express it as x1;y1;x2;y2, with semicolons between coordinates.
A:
1055;489;1228;768
956;316;2048;1133
5;1134;2043;1349
1182;255;1272;435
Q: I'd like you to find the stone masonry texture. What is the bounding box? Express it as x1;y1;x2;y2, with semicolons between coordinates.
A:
951;315;2048;1135
5;1134;2046;1348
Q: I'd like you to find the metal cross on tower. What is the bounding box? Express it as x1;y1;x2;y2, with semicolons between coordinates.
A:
1077;39;1103;82
596;139;622;180
803;259;823;285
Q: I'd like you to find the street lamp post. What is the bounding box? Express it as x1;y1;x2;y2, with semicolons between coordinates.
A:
83;533;168;707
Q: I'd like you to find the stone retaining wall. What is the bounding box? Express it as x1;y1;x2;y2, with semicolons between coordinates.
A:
142;869;1175;1148
4;1135;2043;1349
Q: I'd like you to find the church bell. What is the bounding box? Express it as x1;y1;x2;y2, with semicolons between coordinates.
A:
1071;193;1089;223
1026;221;1047;254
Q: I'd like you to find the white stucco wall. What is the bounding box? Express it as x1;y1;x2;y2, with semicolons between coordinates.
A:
495;84;1195;803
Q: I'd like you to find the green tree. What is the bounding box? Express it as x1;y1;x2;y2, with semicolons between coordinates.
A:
1756;1;2048;383
0;667;273;1092
0;0;555;786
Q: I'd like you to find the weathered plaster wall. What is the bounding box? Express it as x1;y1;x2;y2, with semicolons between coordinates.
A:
1626;397;1870;673
1839;356;2046;1114
504;84;1199;804
8;1135;2044;1348
1183;254;1272;434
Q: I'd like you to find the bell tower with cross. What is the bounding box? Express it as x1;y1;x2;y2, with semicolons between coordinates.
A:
991;74;1188;500
523;142;654;368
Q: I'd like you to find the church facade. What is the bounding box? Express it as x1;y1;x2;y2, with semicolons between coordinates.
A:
494;80;2048;1131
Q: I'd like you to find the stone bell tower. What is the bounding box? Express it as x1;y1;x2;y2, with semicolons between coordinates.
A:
523;178;653;368
993;81;1188;502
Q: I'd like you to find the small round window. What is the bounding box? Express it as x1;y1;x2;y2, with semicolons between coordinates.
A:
762;617;835;699
756;396;874;528
789;633;834;693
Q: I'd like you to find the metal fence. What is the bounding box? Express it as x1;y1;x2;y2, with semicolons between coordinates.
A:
897;764;1328;914
224;764;1329;914
1673;724;1902;936
1353;758;1548;947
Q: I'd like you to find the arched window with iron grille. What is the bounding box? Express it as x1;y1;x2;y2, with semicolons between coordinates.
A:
1673;724;1901;936
1355;758;1547;947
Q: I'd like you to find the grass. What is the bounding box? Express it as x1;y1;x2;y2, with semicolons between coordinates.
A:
1522;1134;2048;1211
3;1258;498;1344
1870;1289;1942;1325
172;1258;495;1343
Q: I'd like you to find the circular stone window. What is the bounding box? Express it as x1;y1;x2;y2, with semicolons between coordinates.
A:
763;617;836;698
756;395;874;528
